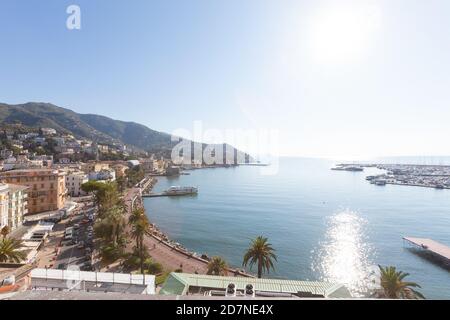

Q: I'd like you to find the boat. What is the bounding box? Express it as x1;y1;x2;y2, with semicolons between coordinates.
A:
374;179;387;186
366;175;376;181
345;166;364;172
163;186;198;196
331;165;363;172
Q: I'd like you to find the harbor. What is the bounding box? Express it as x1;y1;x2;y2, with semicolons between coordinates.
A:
333;163;450;189
144;158;450;299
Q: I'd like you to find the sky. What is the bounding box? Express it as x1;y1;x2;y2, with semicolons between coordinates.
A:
1;0;450;159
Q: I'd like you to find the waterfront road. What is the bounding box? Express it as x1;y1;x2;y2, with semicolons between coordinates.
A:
123;186;209;275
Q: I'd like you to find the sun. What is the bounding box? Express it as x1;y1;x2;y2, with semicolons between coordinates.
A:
309;4;381;64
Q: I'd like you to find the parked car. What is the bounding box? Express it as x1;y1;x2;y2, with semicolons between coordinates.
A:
80;262;93;271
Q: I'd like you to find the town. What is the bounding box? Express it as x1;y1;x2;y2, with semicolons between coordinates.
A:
1;125;356;300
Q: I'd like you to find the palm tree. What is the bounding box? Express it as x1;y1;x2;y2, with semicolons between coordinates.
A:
0;238;26;263
128;207;146;227
242;236;277;278
1;226;10;239
207;256;228;276
129;207;152;274
378;265;425;299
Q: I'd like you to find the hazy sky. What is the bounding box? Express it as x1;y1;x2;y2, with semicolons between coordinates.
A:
1;0;450;159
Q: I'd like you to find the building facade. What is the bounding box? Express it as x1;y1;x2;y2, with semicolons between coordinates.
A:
65;171;88;197
0;169;66;214
0;183;28;232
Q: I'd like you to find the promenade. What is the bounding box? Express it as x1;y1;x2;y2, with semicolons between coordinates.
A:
123;185;208;274
123;179;251;277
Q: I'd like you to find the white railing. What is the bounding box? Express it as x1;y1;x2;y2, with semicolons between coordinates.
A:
30;268;155;294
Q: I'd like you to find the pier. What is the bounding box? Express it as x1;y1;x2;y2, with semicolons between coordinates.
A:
403;237;450;267
142;192;197;198
142;192;169;198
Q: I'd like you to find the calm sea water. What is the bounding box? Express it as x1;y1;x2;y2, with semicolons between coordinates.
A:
144;158;450;298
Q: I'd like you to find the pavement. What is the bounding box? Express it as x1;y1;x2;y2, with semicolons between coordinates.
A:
121;183;209;274
36;201;97;271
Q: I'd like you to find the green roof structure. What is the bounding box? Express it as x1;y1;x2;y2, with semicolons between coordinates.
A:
159;273;352;298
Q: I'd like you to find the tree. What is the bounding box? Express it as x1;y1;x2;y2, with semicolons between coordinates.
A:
145;258;163;275
1;226;10;239
128;207;152;274
207;256;228;276
87;181;128;264
242;236;277;278
116;175;127;193
0;238;26;263
378;265;425;299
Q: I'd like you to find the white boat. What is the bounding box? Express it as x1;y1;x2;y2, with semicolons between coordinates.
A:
164;186;198;195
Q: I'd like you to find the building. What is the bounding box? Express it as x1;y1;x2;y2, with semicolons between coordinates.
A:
82;162;110;174
29;268;155;295
160;273;352;298
40;128;56;136
0;169;66;214
65;171;88;197
127;160;140;168
112;163;129;177
0;183;28;232
139;158;155;173
0;149;13;159
88;169;116;182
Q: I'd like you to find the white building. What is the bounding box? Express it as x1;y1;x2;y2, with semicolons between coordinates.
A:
88;169;116;182
41;128;57;136
65;171;89;197
0;183;28;232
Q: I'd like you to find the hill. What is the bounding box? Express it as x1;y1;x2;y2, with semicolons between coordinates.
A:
0;102;248;161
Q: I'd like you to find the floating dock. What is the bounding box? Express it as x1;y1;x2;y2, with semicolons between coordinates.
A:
403;237;450;265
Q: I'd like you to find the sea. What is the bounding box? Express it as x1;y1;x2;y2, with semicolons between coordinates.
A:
143;157;450;299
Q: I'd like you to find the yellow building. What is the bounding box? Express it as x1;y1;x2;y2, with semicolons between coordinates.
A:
0;169;66;214
82;162;110;174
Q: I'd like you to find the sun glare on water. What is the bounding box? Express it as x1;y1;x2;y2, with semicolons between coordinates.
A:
312;209;375;297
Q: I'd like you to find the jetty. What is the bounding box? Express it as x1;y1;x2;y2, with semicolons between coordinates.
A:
403;237;450;266
142;192;198;198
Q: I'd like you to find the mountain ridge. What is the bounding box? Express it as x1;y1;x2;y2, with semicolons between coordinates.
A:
0;102;248;160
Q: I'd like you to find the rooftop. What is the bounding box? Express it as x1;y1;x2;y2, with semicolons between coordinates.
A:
159;273;352;298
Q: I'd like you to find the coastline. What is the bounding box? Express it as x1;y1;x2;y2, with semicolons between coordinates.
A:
138;176;253;278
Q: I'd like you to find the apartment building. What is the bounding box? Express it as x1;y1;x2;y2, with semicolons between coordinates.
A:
0;183;28;232
0;169;66;214
65;171;88;197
